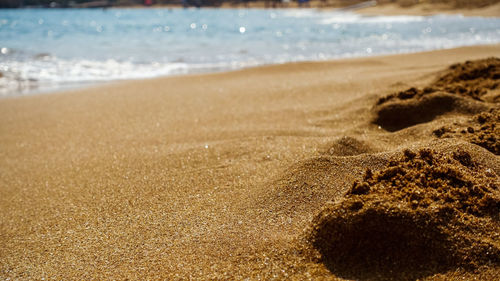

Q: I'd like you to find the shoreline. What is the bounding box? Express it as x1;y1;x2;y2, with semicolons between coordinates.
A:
1;45;499;279
5;43;500;99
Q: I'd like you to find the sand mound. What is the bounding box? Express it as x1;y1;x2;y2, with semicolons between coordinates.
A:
434;108;500;155
323;136;373;156
265;154;388;216
374;58;499;131
308;149;500;280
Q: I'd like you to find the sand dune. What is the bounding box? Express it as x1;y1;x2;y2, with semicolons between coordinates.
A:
0;45;499;280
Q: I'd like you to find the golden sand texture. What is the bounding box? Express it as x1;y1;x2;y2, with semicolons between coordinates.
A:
1;45;499;280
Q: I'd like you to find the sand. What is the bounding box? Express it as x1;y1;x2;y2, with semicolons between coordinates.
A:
355;1;500;17
310;148;499;280
0;45;499;280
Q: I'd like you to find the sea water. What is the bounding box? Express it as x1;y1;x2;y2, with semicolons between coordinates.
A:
1;8;499;96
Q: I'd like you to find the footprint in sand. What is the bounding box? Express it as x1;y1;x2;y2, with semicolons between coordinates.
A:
373;58;499;132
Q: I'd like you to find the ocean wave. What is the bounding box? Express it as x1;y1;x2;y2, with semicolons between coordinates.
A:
0;56;266;96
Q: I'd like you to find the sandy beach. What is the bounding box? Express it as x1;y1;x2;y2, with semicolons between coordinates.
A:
0;45;499;280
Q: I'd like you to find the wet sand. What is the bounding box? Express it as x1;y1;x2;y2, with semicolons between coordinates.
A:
1;45;499;280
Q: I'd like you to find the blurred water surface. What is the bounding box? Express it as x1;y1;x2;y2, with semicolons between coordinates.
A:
1;8;499;96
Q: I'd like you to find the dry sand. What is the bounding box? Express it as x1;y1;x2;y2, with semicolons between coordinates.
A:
356;1;500;17
1;45;499;280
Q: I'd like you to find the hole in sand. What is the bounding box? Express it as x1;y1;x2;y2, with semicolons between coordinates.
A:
374;90;487;132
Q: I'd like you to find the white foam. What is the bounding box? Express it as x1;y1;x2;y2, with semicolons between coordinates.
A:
319;13;424;24
0;56;268;96
281;9;322;18
281;9;424;24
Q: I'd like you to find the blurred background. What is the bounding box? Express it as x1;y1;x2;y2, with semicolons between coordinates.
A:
1;0;498;9
1;0;499;96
